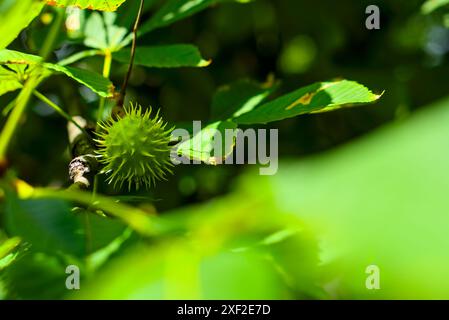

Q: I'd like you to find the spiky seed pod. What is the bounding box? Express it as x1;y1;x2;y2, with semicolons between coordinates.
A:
95;104;174;190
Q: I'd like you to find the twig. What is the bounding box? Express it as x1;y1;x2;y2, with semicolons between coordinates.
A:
116;0;145;110
33;90;89;136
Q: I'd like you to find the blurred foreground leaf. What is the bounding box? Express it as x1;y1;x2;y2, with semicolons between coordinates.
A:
4;194;85;257
422;0;449;14
1;252;69;299
266;96;449;298
0;0;44;50
72;189;321;299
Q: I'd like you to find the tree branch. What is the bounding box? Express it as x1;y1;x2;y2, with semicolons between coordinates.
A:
67;116;98;190
115;0;145;111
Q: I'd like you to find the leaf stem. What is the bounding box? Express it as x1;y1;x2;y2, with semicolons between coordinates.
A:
93;50;113;198
0;7;63;162
58;49;102;66
29;187;157;236
118;0;145;108
96;50;113;128
40;8;65;61
33;90;89;136
0;77;39;160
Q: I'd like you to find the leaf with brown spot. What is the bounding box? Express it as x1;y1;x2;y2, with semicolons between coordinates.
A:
234;80;382;125
45;0;127;11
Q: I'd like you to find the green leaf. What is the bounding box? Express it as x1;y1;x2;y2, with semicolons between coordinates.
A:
26;188;159;236
139;0;250;35
422;0;449;14
84;12;129;51
114;44;211;68
77;213;128;253
211;78;279;121
115;0;158;28
73;241;287;299
45;0;127;11
0;50;43;97
46;64;115;97
0;67;23;96
1;252;69;299
0;0;45;50
4;194;85;257
176;120;238;164
0;48;43;65
0;49;115;97
234;80;382;124
0;238;21;261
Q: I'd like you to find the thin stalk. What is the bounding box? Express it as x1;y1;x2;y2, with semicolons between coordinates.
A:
0;7;63;161
33;91;89;137
96;50;112;129
0;77;38;159
93;51;113;198
30;187;157;236
40;8;65;60
58;49;101;66
83;211;93;260
117;0;145;108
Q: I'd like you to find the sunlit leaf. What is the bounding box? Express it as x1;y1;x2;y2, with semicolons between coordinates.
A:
0;49;115;97
45;0;127;11
0;67;23;97
46;64;115;97
84;12;129;51
176;120;238;164
0;0;44;50
234;80;382;124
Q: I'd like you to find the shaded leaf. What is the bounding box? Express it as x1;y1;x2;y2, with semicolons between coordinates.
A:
114;44;210;68
115;0;158;28
4;194;84;257
77;212;128;253
139;0;250;35
211;78;278;121
0;49;115;97
46;64;115;97
1;252;69;299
